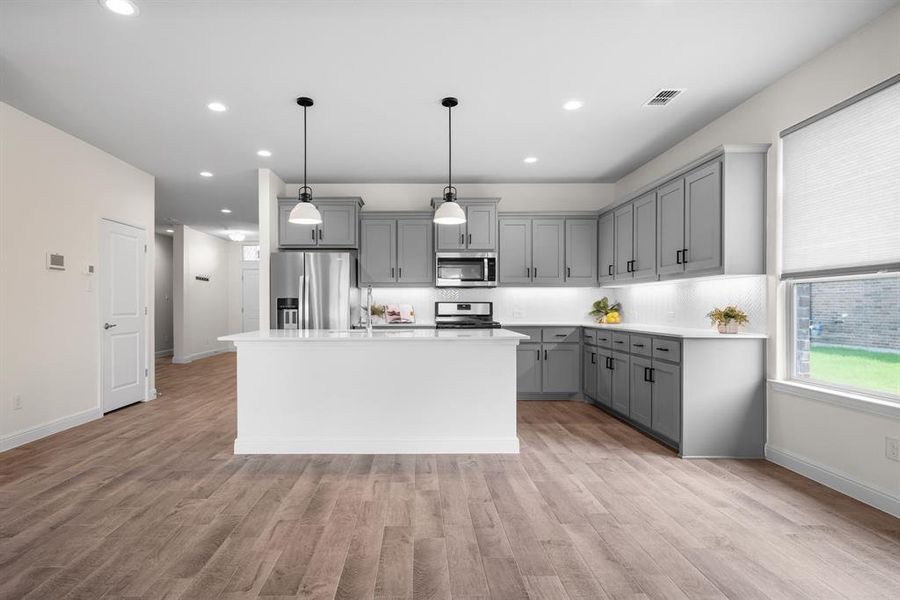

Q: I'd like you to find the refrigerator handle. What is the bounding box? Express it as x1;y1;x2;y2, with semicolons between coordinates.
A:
301;272;309;330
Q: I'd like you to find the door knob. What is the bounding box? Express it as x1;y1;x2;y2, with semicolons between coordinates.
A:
104;322;117;330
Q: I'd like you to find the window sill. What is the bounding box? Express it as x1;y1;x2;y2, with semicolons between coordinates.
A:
768;380;900;419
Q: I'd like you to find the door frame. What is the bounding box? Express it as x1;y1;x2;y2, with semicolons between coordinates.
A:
98;217;150;412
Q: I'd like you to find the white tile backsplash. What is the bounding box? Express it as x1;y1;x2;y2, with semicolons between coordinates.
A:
361;275;766;332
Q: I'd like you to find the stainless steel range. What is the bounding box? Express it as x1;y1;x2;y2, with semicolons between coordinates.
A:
434;302;501;329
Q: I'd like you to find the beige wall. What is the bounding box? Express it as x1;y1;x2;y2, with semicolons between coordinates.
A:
0;102;155;449
612;6;900;515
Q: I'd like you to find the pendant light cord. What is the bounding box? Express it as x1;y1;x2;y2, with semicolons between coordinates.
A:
303;104;307;191
447;103;452;191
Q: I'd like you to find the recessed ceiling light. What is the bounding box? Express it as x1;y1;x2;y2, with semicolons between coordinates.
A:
207;102;227;112
200;171;213;177
165;228;174;233
220;208;232;214
523;157;539;164
228;232;246;242
257;149;272;157
563;99;584;111
99;0;139;16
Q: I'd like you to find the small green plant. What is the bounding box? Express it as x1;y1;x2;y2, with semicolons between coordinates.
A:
589;297;621;319
707;305;749;326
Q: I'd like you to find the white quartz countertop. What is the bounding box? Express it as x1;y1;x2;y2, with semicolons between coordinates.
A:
503;321;768;339
220;328;528;343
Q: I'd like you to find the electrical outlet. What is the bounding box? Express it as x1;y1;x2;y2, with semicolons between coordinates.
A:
512;308;525;319
886;437;900;462
13;394;22;410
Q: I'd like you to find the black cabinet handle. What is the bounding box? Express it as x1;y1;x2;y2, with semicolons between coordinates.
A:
567;267;571;278
591;352;596;364
319;229;323;240
649;368;655;383
609;264;614;276
607;357;614;370
526;267;530;278
644;367;651;382
614;340;624;344
676;249;682;264
398;267;402;279
311;229;316;240
544;349;548;360
468;233;472;245
534;268;537;277
682;248;688;263
633;343;645;348
391;267;395;278
655;347;669;352
459;233;464;244
537;349;541;360
555;334;567;337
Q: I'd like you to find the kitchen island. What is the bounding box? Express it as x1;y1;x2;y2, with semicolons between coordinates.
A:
219;328;527;454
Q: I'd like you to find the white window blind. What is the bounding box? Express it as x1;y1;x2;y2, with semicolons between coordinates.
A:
782;80;900;276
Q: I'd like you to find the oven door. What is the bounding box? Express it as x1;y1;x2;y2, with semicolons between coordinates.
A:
435;252;497;287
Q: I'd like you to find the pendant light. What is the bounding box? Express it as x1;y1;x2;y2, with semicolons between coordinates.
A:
433;97;467;225
289;96;323;225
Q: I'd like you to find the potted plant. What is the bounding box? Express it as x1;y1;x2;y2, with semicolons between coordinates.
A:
707;305;749;334
589;297;622;324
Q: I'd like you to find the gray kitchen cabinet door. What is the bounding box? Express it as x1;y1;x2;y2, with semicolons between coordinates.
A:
583;346;598;400
651;361;681;443
517;343;542;394
465;204;497;250
565;218;598;284
684;161;722;274
610;351;630;414
629;356;653;428
542;343;580;393
632;191;657;281
317;204;357;247
657;178;686;276
613;204;633;280
397;219;433;283
359;220;396;284
499;218;533;284
435;221;466;251
532;218;565;284
597;212;615;283
279;201;318;247
595;349;613;407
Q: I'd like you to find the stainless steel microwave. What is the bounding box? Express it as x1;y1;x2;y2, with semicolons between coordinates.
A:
435;252;498;287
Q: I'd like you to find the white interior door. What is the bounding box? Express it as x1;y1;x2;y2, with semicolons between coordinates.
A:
100;219;147;412
242;268;260;332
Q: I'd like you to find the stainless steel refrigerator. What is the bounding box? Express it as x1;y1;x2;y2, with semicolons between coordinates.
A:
270;251;359;330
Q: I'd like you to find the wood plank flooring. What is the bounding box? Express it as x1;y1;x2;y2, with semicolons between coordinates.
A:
1;352;898;599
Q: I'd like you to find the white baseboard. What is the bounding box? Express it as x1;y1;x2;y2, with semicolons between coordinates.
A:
234;436;521;455
0;407;102;453
172;347;230;364
766;445;899;518
155;348;173;358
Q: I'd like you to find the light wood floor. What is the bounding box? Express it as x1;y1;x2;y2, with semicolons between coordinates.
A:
1;353;898;600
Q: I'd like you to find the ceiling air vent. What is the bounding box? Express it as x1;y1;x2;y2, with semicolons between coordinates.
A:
645;89;684;107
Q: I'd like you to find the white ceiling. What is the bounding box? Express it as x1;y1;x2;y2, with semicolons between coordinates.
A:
1;0;896;239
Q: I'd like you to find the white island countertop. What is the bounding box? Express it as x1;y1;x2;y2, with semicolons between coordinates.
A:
503;321;768;339
220;328;528;343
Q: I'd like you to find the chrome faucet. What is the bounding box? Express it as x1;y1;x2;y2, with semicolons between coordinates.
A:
366;285;374;335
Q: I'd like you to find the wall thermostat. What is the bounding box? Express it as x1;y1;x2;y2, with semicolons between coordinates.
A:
46;253;65;271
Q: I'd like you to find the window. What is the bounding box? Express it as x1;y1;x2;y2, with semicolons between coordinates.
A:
242;244;260;262
782;75;900;400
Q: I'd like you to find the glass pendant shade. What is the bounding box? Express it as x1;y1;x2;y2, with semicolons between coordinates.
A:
288;200;322;225
433;200;466;225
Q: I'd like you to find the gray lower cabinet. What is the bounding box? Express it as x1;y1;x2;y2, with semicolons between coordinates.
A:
542;343;580;393
595;348;613;407
278;197;363;248
583;346;598;400
359;214;433;285
610;351;630;414
650;361;681;443
532;218;565;284
565;218;597;284
598;212;615;283
498;218;532;284
629;356;653;428
360;219;396;283
516;343;543;393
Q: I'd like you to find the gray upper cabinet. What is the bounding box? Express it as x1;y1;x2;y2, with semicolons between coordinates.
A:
629;356;653;428
397;218;434;283
532;218;565;284
656;179;686;276
632;192;657;281
359;219;396;284
498;218;533;284
517;343;543;394
684;161;722;274
565;218;598;285
432;199;499;252
613;204;634;280
359;213;433;285
597;212;615;284
465;203;497;250
542;343;580;393
278;197;363;249
651;361;681;443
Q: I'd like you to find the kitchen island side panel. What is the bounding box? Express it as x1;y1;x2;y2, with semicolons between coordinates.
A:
232;340;520;454
681;338;766;458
